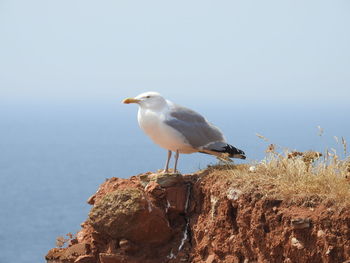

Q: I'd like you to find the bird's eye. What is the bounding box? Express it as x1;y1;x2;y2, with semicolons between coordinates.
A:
146;95;151;98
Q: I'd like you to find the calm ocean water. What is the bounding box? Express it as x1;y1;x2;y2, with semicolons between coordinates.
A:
0;101;349;263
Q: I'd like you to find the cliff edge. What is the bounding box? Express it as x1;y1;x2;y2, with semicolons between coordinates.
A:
46;165;350;263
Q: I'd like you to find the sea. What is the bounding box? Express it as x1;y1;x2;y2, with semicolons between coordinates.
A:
0;100;349;263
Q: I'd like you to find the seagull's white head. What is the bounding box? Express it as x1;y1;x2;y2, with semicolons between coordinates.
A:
122;91;167;110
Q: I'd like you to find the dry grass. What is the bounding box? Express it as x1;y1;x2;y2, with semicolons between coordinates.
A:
216;132;350;207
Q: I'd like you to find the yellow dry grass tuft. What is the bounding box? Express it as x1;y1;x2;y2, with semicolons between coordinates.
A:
213;132;350;208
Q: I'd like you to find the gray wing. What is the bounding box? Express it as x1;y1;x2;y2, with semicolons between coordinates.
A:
164;103;225;148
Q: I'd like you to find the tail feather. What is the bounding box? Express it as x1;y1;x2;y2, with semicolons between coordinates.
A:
199;141;246;160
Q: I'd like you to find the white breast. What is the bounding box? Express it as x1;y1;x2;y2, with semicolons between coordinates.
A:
137;108;195;153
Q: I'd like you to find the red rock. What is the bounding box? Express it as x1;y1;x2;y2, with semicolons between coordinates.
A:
74;255;96;263
88;187;172;245
206;254;216;263
165;185;188;213
145;181;165;199
99;253;124;263
99;253;143;263
88;177;142;206
46;243;91;263
46;168;350;263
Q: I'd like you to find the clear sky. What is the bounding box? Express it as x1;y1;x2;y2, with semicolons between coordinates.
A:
0;0;349;106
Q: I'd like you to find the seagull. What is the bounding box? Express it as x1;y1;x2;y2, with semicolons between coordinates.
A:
122;91;246;172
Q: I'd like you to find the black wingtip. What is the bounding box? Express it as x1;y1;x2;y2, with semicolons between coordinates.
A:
240;155;247;160
216;144;246;159
202;142;246;160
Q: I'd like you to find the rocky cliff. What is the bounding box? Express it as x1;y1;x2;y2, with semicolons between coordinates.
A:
46;165;350;263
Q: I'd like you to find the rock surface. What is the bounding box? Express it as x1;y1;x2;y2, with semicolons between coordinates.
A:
46;166;350;263
89;187;172;245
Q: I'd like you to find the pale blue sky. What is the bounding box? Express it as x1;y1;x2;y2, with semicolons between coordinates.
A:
0;0;349;106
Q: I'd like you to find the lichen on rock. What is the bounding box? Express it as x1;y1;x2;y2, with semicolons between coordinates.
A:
89;187;172;244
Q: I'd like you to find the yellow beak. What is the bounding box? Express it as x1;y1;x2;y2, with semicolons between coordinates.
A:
122;97;141;104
